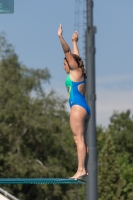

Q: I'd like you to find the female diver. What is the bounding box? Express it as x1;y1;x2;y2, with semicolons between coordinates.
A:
58;24;91;179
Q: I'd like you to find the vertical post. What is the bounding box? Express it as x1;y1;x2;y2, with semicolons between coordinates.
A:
85;0;97;199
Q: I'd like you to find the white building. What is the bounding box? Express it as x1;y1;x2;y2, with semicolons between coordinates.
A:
0;188;19;200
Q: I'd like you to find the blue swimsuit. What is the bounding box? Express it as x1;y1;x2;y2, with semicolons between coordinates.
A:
65;74;91;116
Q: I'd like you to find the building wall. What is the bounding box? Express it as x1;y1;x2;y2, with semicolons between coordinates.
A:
0;193;10;200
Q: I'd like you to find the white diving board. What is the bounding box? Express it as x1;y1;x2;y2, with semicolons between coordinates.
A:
0;0;14;13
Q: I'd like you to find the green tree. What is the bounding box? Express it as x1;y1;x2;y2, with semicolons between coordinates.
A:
109;110;133;162
97;125;107;155
98;134;124;200
97;109;133;200
108;110;133;199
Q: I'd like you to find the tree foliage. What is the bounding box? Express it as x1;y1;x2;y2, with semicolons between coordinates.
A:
98;135;124;200
98;110;133;200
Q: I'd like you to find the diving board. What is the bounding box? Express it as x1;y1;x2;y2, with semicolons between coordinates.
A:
0;0;14;13
0;178;85;184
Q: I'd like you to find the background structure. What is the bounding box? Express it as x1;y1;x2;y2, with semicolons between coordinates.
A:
0;0;14;13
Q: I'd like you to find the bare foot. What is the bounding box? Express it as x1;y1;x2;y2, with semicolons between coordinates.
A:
71;170;87;179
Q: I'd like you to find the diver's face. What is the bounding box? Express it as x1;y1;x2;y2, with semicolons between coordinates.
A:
63;59;70;74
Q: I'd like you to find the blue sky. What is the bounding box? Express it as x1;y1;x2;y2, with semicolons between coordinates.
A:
0;0;133;127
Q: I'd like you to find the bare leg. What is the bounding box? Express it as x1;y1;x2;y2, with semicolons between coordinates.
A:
70;105;89;178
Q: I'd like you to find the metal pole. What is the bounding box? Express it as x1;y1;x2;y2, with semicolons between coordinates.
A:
85;0;97;199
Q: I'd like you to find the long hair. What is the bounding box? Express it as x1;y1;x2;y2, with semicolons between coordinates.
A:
65;54;87;78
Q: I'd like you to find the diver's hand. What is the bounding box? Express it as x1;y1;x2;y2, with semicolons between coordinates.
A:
58;24;63;37
72;31;78;42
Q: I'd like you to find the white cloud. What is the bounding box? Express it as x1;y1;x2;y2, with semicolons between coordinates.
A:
96;86;133;127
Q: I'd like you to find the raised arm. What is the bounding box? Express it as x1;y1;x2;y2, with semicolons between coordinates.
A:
58;24;78;69
72;31;80;56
